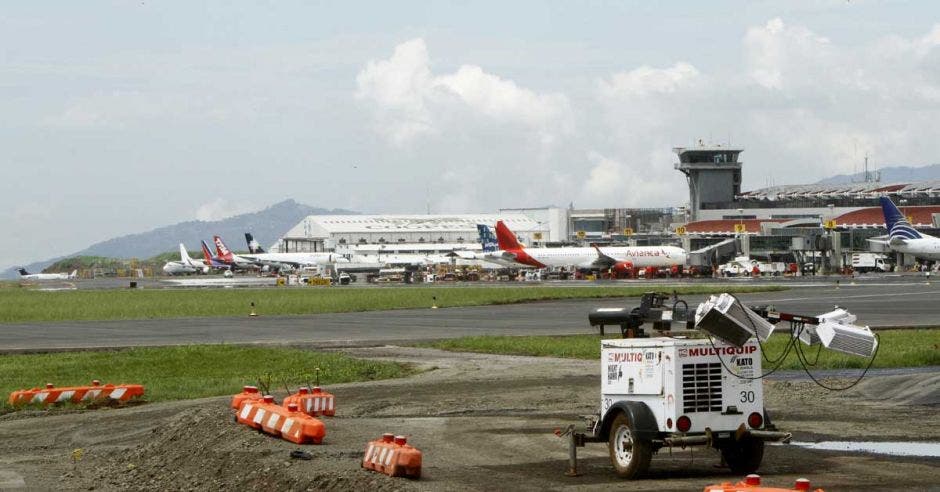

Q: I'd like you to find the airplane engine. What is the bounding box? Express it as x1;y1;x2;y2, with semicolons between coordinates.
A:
612;261;634;273
201;266;210;274
223;269;234;278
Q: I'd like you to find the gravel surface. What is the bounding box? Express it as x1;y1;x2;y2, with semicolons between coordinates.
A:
0;347;937;491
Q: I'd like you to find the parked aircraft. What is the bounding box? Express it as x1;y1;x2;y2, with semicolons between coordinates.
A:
493;221;688;272
212;236;261;269
162;244;210;275
450;224;524;267
201;240;238;276
869;196;940;261
16;268;77;281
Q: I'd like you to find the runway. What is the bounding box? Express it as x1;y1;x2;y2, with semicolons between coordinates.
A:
0;282;936;352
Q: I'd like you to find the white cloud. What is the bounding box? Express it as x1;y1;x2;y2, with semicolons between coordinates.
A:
195;198;252;222
592;19;940;197
356;38;572;146
598;62;701;97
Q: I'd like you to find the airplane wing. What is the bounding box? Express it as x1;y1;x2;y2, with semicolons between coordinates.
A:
589;245;618;269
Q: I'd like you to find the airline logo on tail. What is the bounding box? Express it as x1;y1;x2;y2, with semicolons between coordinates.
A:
494;221;524;251
213;236;233;260
477;224;499;252
880;197;922;240
245;233;264;254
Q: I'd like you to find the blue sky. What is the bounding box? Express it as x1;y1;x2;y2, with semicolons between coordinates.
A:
2;1;939;268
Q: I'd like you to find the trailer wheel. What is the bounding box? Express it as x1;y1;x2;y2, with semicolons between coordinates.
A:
607;413;652;479
721;437;764;474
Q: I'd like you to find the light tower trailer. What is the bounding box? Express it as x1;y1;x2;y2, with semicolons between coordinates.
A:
573;337;791;479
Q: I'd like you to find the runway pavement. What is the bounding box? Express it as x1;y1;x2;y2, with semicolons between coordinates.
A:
0;282;937;352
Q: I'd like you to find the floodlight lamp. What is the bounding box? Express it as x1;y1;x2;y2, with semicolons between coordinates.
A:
694;293;775;347
815;321;878;357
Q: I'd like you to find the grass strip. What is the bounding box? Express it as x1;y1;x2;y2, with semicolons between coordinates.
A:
0;285;783;323
0;345;413;413
422;329;940;369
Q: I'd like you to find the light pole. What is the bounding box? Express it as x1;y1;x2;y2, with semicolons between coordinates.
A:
825;203;834;274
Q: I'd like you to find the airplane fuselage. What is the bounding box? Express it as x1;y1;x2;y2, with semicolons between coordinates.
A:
19;273;70;281
503;246;688;269
890;236;940;261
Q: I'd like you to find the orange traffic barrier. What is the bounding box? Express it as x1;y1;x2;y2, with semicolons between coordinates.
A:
236;397;326;444
236;395;276;429
283;386;335;416
362;434;422;479
705;475;824;492
230;385;262;410
8;380;144;406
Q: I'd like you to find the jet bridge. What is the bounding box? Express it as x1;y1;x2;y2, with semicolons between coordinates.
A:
687;237;738;267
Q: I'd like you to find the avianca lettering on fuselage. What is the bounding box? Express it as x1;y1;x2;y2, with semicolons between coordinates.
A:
493;221;688;270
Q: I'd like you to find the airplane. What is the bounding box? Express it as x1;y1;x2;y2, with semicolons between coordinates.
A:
448;224;525;267
227;234;342;271
162;244;210;275
212;236;261;270
17;268;78;281
201;240;238;277
869;196;940;261
493;220;688;273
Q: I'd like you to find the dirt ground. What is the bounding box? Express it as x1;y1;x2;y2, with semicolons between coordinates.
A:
0;347;937;491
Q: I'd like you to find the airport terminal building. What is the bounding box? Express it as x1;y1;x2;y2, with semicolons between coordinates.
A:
277;214;547;254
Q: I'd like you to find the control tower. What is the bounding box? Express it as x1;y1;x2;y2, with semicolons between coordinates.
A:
674;143;743;221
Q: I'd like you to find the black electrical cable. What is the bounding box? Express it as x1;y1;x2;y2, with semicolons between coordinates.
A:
706;294;878;389
803;341;824;367
792;332;880;391
706;331;798;381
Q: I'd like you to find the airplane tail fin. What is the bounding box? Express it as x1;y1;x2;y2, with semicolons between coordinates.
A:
880;196;922;240
245;233;264;254
201;240;216;263
179;243;193;264
213;235;232;259
17;268;29;276
494;221;524;251
477;224;499;252
69;270;78;279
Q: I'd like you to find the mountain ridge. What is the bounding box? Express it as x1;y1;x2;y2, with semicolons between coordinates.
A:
3;199;356;278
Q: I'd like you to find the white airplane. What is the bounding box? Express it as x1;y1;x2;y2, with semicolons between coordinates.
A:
17;267;77;281
492;221;688;273
869;197;940;261
162;244;210;275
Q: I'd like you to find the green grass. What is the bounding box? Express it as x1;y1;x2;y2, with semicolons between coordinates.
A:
0;285;784;323
422;329;940;369
0;345;413;412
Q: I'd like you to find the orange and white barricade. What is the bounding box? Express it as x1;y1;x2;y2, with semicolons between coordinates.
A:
362;434;422;479
230;385;262;410
8;381;144;406
704;475;824;492
236;397;326;444
283;386;335;417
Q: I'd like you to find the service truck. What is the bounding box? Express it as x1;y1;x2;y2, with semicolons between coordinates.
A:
574;337;789;479
850;253;891;273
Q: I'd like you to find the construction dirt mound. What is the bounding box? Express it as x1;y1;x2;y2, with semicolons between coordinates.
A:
80;405;414;491
852;372;940;406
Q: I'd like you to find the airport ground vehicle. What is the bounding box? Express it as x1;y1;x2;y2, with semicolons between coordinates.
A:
850;253;891;273
573;337;790;479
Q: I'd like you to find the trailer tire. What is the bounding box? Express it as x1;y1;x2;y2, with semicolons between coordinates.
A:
607;412;652;479
721;437;764;474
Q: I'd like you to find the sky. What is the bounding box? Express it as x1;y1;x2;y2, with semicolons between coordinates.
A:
2;1;939;268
